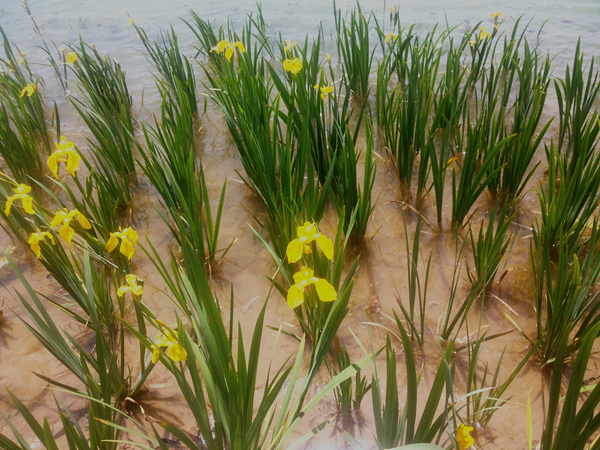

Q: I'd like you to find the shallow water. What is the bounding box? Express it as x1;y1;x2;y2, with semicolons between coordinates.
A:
1;0;600;449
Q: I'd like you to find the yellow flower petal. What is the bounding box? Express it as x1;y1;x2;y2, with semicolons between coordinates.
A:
316;234;334;259
233;41;246;53
123;227;138;245
120;238;135;259
286;239;304;263
117;286;131;297
152;345;160;364
66;52;78;65
315;278;337;302
4;197;14;216
60;224;75;247
168;342;188;362
66;151;80;176
287;284;305;309
22;195;35;214
293;266;314;284
225;47;234;62
76;210;91;229
105;234;119;253
48;153;59;178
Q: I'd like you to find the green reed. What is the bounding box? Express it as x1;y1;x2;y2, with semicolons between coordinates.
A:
135;24;198;114
0;390;127;450
0;27;51;152
69;39;136;184
555;38;600;168
462;330;537;428
331;119;377;236
486;42;553;202
451;114;513;229
538;142;600;249
22;2;70;91
326;346;372;417
530;219;600;365
439;233;488;343
378;26;444;201
69;38;133;125
139;83;225;264
369;322;454;449
0;103;43;181
396;214;431;346
133;234;375;450
270;36;373;236
467;204;514;292
6;247;153;409
540;322;600;450
333;0;374;96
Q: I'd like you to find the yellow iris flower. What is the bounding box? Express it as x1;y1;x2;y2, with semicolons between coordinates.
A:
4;184;35;216
50;208;92;247
105;226;138;260
127;17;136;25
48;137;80;178
210;40;246;62
468;40;477;47
385;32;398;43
117;274;143;297
479;26;491;40
20;83;36;97
286;222;334;263
314;84;334;101
287;266;337;309
283;58;303;75
151;327;187;364
456;424;475;450
28;229;55;259
490;11;504;19
66;52;78;65
284;40;297;52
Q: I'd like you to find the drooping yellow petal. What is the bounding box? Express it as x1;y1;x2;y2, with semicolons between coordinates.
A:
225;47;234;62
76;210;92;229
132;285;143;296
168;343;188;362
105;234;119;253
4;197;14;216
233;41;246;53
65;151;80;176
21;195;35;214
287;284;305;309
120;238;135;259
60;224;75;247
286;239;304;263
20;83;36;97
117;286;131;297
30;241;42;258
315;278;337;302
48;153;59;178
152;345;160;364
316;234;334;259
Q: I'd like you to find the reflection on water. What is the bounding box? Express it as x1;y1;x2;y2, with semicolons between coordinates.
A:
0;0;599;449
